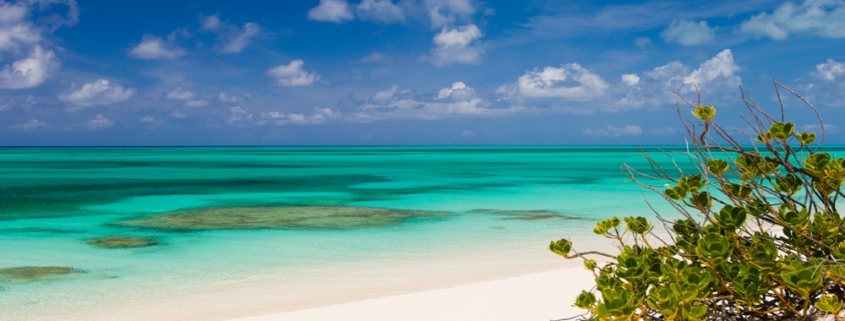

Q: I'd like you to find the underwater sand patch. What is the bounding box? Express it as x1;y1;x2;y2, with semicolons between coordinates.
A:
0;266;77;281
112;206;449;230
85;236;160;249
471;209;589;221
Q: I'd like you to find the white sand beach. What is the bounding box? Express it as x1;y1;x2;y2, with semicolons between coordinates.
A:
228;266;595;321
32;234;612;321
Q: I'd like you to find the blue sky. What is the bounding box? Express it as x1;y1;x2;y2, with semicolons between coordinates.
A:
0;0;843;146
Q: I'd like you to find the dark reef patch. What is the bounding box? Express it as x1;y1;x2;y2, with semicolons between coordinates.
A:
0;266;78;281
85;236;161;248
112;206;450;230
471;209;590;221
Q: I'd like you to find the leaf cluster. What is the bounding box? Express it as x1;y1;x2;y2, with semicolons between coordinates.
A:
551;83;845;320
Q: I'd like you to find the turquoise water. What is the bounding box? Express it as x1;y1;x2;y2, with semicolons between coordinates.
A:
3;145;823;319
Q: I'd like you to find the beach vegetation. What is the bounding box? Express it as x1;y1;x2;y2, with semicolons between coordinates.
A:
551;82;845;320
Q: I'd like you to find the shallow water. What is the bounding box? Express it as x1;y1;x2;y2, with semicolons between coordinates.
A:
1;145;812;319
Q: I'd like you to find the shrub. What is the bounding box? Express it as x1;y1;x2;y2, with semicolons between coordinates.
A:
550;82;845;320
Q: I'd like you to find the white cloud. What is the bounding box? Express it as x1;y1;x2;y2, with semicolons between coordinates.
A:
0;45;58;89
198;15;260;53
10;118;49;131
0;4;40;53
356;0;405;23
430;24;483;65
617;49;742;109
139;116;155;123
0;3;28;25
426;0;477;27
217;92;252;103
437;81;475;100
583;124;643;137
200;14;223;31
259;107;340;126
227;106;253;125
513;63;609;101
815;59;845;81
661;19;715;46
621;73;640;86
739;0;845;40
308;0;354;23
683;49;741;89
356;82;522;121
128;34;186;59
58;79;135;107
166;87;196;100
82;114;113;130
164;87;208;107
461;129;474;137
219;22;260;53
267;60;319;86
170;111;187;119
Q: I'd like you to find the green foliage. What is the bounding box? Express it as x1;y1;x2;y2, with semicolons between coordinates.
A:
551;87;845;320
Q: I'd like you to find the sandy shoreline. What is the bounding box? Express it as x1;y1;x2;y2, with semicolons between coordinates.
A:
229;267;595;321
9;232;614;321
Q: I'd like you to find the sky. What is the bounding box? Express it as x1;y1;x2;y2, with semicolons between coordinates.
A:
0;0;843;146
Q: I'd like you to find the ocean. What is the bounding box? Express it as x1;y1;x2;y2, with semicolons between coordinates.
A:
0;146;765;319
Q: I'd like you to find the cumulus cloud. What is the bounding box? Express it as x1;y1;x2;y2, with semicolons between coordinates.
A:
583;124;643;137
661;19;715;46
217;92;252;103
165;87;207;107
430;24;483;65
166;87;196;100
199;15;260;53
0;1;75;90
308;0;354;23
617;49;742;108
0;45;59;89
437;81;476;100
128;34;186;59
683;49;741;89
139;116;155;123
219;22;259;53
267;60;319;86
200;14;223;31
58;79;135;108
739;0;845;40
508;63;609;101
426;0;477;27
356;0;405;23
815;59;845;81
10;118;49;131
227;106;253;125
259;107;340;126
82;114;113;130
621;74;640;86
355;82;522;121
0;4;41;53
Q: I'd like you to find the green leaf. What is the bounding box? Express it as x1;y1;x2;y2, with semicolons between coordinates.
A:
707;159;729;176
692;105;716;121
797;131;816;145
575;291;597;309
769;122;795;140
814;295;843;314
549;239;572;257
